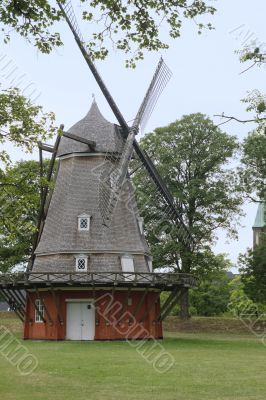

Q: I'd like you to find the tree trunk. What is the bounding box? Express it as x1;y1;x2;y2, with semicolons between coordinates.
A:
179;287;190;320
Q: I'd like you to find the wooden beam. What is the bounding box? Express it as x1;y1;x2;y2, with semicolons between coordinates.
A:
8;289;26;316
140;292;160;323
117;287;131;324
157;290;182;322
38;143;54;153
43;161;60;218
92;287;99;324
158;288;179;317
15;288;26;304
108;287;116;323
49;287;63;324
38;145;44;203
131;288;148;319
1;289;24;322
62;131;96;150
28;125;64;271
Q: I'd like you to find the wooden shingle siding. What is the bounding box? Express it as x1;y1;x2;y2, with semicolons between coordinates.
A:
33;101;151;276
57;101;124;156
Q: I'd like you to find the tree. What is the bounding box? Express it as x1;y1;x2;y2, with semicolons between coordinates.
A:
215;32;266;127
239;242;266;305
0;87;56;166
239;129;266;201
0;160;49;272
0;0;216;66
133;113;243;318
189;253;232;316
228;275;266;322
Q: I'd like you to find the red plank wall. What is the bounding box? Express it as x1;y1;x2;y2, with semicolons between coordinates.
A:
24;289;163;340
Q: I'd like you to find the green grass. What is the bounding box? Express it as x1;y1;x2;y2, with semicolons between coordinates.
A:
0;314;266;400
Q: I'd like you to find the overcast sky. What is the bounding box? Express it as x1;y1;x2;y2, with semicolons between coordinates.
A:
1;0;265;267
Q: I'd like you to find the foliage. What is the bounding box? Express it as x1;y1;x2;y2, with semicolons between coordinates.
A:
228;275;266;318
0;159;49;272
239;129;266;201
240;90;266;132
190;273;231;317
0;0;62;53
0;87;56;166
189;254;232;316
161;253;233;317
0;0;216;66
238;243;266;305
232;42;266;127
133;113;243;275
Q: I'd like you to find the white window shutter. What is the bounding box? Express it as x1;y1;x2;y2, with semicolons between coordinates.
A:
121;255;134;281
137;217;144;235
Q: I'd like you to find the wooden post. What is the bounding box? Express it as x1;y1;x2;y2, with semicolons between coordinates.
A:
28;125;64;271
49;287;63;324
158;290;182;321
8;289;26;317
140;292;160;323
38;144;44;204
131;288;148;319
157;288;179;321
117;288;131;324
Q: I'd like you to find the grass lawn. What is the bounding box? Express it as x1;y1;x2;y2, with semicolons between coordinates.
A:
0;313;266;400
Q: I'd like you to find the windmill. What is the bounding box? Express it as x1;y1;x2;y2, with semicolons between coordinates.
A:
56;0;192;245
0;1;197;341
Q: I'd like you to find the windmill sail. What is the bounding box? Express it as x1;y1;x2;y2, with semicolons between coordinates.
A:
57;0;192;247
99;58;172;226
133;57;172;132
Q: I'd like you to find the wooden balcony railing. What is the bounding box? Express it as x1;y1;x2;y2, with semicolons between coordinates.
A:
0;271;198;289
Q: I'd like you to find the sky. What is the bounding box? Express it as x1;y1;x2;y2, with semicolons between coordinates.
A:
1;0;265;268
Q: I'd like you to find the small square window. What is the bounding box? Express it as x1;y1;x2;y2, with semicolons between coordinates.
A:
80;218;88;229
78;214;91;231
75;255;88;272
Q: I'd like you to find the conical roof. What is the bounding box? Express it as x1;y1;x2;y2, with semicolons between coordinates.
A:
253;202;265;228
33;101;151;275
58;100;124;156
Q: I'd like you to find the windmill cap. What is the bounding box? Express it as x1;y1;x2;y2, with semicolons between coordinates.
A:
57;100;124;156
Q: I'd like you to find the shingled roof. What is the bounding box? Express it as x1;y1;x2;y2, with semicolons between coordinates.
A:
33;101;151;274
58;100;124;156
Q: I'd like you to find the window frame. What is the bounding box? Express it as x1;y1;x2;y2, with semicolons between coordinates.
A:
75;255;88;272
121;254;135;281
35;299;44;323
78;214;91;232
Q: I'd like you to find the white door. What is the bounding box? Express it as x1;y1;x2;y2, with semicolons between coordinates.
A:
66;302;95;340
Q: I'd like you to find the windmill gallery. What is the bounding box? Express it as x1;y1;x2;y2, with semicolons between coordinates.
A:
0;2;197;341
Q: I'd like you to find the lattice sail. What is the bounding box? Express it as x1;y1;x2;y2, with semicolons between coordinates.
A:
98;58;172;226
134;57;172;133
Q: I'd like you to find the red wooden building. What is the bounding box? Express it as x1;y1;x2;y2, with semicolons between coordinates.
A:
0;102;196;340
